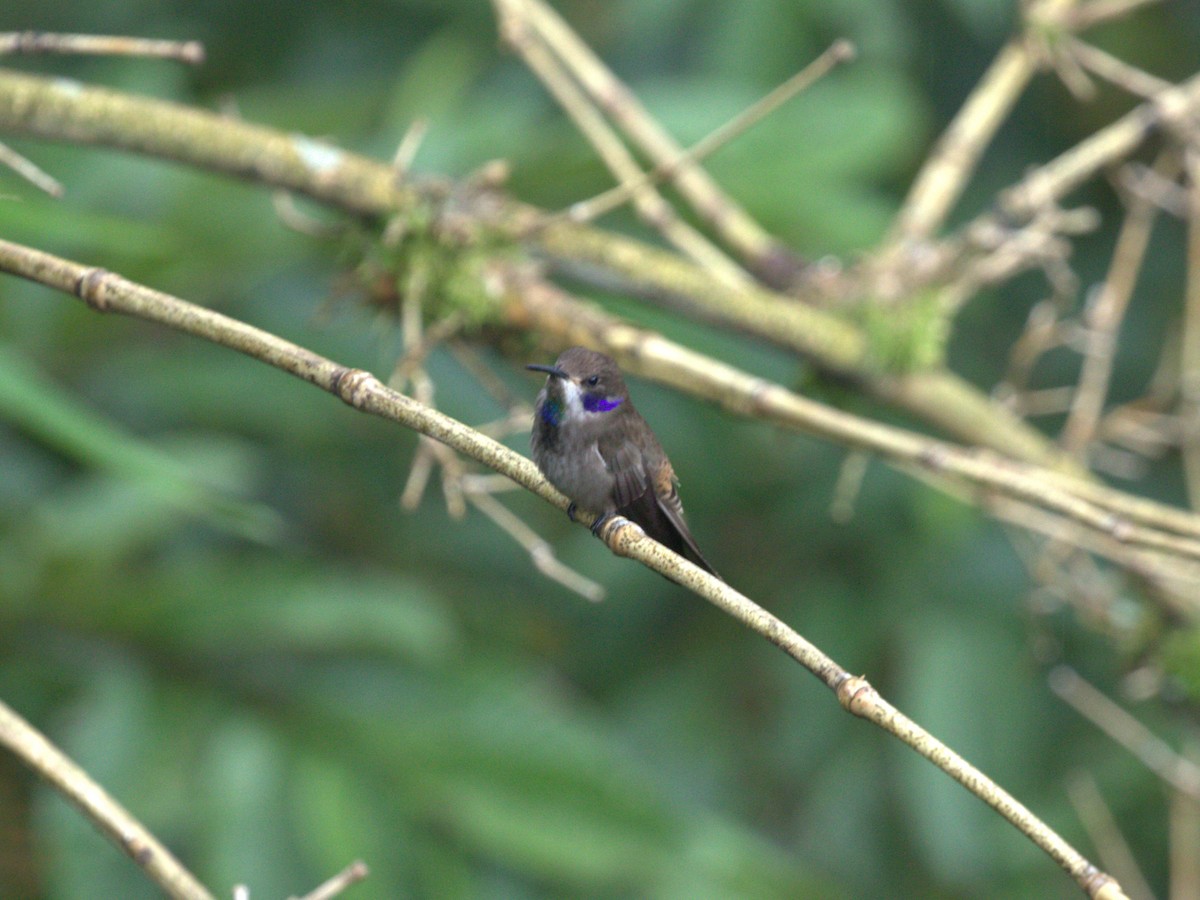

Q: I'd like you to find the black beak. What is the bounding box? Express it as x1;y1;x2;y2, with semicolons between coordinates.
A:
526;363;569;379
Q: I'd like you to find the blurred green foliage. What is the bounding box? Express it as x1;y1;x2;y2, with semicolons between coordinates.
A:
2;1;1199;898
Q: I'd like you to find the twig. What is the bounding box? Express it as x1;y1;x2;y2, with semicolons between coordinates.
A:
466;489;605;602
289;860;369;900
1064;0;1165;32
447;341;527;411
1000;71;1200;220
1060;153;1169;454
1170;750;1200;900
0;140;63;196
0;68;415;216
501;0;804;287
1001;298;1076;401
493;0;752;289
1049;666;1200;800
0;699;215;900
567;39;855;225
395;292;467;518
1067;773;1156;900
829;450;869;525
391;118;428;175
0;238;1128;899
0;32;204;63
1183;147;1200;507
889;16;1055;242
1117;160;1189;217
1063;36;1173;98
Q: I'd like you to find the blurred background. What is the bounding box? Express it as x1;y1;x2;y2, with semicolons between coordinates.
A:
2;1;1199;897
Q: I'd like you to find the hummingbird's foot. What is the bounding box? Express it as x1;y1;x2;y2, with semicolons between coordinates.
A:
590;512;614;536
566;502;578;523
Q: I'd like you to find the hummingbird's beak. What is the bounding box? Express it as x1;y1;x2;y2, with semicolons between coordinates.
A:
526;363;569;379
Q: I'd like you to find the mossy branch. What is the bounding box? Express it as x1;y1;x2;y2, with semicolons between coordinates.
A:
0;66;1076;468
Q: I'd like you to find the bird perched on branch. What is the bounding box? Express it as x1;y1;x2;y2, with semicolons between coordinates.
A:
527;347;719;578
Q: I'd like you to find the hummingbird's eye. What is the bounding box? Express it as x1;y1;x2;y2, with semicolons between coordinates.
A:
585;375;600;387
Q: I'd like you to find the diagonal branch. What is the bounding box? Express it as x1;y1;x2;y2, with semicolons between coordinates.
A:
493;0;752;288
0;236;1128;899
0;699;216;900
499;0;804;287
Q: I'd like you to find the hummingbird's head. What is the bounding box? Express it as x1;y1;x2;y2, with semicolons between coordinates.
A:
526;347;628;427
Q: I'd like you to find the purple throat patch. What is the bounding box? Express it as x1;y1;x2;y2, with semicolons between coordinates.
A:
583;393;623;413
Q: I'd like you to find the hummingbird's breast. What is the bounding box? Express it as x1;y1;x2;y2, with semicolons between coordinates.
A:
532;420;617;513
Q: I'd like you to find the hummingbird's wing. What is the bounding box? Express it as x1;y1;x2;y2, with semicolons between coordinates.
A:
648;469;720;578
599;432;720;578
605;438;651;512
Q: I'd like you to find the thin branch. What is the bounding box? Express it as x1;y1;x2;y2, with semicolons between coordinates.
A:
1063;36;1173;98
1060;153;1169;454
1067;773;1156;900
1182;147;1200;507
394;287;468;519
0;238;1128;899
494;0;752;289
0;139;63;196
1170;753;1200;900
1064;0;1165;32
889;15;1057;242
0;68;416;216
1049;666;1200;800
0;31;204;63
1000;70;1200;220
289;860;369;900
1117;160;1189;217
0;699;215;900
566;39;855;225
466;488;605;602
501;0;804;287
391;117;428;175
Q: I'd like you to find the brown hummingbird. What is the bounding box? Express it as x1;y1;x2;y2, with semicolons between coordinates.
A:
527;347;719;577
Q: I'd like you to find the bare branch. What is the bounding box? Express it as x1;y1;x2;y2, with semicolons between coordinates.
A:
567;39;855;226
0;31;204;63
1050;667;1200;800
0;699;215;900
498;0;804;286
1182;148;1200;506
0;139;63;196
1067;773;1156;900
1000;72;1200;220
494;0;751;288
289;860;369;900
1060;153;1170;454
0;237;1129;898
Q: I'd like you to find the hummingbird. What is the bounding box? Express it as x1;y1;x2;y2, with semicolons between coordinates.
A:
527;347;719;577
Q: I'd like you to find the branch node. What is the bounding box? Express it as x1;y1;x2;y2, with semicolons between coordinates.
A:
835;673;875;715
122;833;155;866
917;444;950;473
330;367;378;409
1082;867;1125;899
1102;514;1134;543
75;267;113;311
